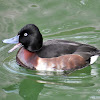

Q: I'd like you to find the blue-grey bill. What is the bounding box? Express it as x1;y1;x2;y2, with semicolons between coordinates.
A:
2;35;22;53
2;35;19;44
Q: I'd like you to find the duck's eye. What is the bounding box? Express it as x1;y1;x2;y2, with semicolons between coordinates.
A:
24;33;28;37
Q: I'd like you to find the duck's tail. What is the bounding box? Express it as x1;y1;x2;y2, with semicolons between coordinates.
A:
89;50;100;64
90;55;99;64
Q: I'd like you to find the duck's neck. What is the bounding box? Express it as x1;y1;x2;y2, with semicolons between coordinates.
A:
16;47;39;69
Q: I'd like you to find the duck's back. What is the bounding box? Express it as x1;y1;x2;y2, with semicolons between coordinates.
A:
36;39;99;58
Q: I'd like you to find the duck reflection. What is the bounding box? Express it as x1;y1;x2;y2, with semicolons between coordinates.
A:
3;77;44;100
3;66;97;100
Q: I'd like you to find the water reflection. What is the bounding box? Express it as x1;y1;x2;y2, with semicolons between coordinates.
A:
19;78;44;100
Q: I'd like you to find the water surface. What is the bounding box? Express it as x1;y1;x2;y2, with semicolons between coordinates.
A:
0;0;100;100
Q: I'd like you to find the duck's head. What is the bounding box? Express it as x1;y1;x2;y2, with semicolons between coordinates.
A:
3;24;43;53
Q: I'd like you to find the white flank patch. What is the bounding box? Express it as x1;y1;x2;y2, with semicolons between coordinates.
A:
36;59;55;71
90;55;99;64
36;59;47;71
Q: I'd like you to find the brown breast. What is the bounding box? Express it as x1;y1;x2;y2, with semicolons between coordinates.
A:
16;47;86;71
16;47;38;70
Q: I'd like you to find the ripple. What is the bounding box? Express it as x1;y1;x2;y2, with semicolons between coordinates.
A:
3;57;38;77
0;44;11;52
29;4;39;8
42;29;51;34
90;96;100;100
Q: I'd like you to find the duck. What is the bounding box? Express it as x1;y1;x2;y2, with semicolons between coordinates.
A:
2;24;100;71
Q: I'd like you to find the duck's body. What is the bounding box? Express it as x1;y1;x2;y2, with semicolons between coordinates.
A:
3;24;100;71
16;39;99;71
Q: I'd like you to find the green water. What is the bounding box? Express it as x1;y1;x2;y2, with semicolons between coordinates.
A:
1;0;100;100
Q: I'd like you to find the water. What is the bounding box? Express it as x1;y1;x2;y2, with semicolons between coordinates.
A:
0;0;100;100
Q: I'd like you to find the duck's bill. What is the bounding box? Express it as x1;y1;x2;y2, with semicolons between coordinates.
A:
2;35;22;53
3;35;19;44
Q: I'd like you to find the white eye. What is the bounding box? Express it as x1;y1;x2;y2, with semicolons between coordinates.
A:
24;33;28;37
